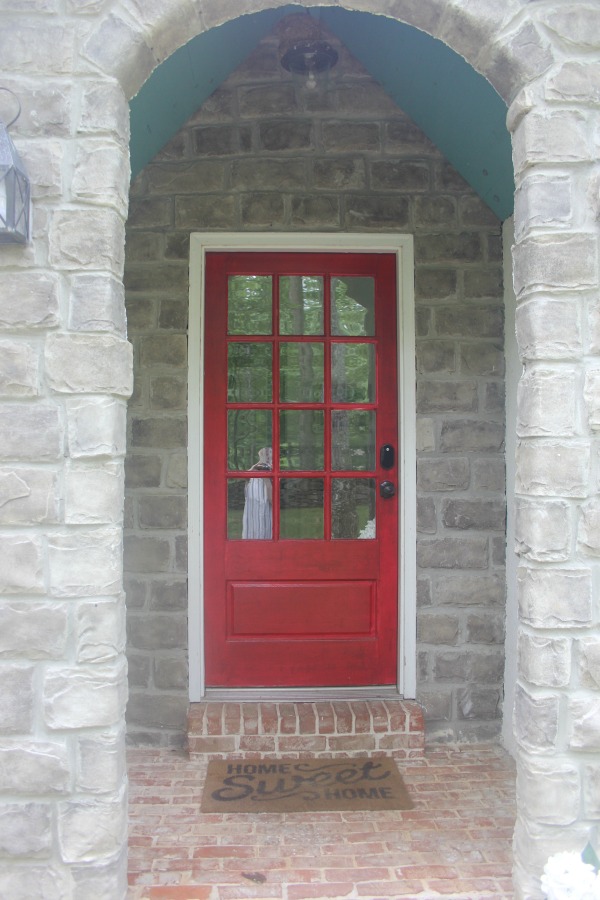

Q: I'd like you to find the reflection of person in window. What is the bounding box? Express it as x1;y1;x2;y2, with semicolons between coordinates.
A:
242;447;272;539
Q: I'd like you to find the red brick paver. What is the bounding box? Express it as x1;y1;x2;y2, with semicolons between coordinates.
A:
128;744;515;899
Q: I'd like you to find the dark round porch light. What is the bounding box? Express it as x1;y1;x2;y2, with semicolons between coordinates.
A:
0;89;30;245
281;39;338;90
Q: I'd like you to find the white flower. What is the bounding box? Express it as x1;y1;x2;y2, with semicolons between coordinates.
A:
541;851;600;900
358;518;376;539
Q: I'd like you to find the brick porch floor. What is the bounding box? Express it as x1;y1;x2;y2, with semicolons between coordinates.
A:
127;743;516;899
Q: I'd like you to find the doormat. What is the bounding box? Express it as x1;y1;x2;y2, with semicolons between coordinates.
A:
201;757;414;813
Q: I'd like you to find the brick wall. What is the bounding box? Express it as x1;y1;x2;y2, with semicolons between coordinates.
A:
124;20;505;747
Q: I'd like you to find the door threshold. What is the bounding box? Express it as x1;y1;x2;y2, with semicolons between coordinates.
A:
201;686;405;702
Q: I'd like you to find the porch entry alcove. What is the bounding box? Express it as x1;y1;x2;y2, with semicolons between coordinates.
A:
187;234;421;755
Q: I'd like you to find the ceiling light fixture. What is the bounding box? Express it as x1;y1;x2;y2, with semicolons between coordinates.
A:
281;39;338;90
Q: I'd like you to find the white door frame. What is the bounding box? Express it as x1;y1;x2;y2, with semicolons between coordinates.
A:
188;233;416;701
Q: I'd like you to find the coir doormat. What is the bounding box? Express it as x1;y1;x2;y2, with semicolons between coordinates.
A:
201;757;414;813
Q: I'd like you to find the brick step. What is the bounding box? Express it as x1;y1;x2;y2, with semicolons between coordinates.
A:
187;699;424;759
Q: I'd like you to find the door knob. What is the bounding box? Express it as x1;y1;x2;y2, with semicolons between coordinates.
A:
380;480;395;499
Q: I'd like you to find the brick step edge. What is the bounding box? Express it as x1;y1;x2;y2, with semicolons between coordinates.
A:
187;699;425;759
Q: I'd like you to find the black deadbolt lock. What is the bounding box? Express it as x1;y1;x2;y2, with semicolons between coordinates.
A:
380;444;395;469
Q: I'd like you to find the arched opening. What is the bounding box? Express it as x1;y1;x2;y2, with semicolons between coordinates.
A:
123;6;512;749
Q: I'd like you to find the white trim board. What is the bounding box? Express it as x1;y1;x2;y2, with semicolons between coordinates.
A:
188;233;416;701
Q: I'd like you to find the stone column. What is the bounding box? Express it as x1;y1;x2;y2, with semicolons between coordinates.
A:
0;12;132;898
509;17;600;893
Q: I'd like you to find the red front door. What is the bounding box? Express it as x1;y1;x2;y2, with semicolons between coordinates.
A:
203;252;398;687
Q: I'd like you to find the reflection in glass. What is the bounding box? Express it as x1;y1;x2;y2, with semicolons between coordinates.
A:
227;475;272;540
331;343;375;402
332;479;376;539
332;277;375;336
280;342;324;402
280;276;324;335
227;343;272;402
228;275;272;335
280;410;324;471
228;410;272;471
227;479;246;539
280;478;324;539
331;410;375;471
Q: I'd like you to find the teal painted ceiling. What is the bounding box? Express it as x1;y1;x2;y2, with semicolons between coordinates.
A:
130;5;514;220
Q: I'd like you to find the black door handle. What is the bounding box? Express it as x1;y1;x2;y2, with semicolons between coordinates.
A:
380;480;396;499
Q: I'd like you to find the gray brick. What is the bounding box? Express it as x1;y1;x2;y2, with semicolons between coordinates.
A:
127;693;188;730
138;496;187;530
416;382;478;414
417;497;436;534
415;268;457;300
414;196;457;227
313;158;366;190
231;158;306;190
442;499;506;531
259;120;312;151
154;658;188;690
433;573;505;607
417;458;470;492
126;613;187;651
159;300;188;331
417;538;488;570
370;160;430;191
140;335;186;368
131;417;187;449
239;84;296;117
440;420;504;452
175;195;236;229
416;232;484;263
345;195;410;228
149;581;187;611
416;341;456;375
291;196;340;227
460;343;504;376
149;376;187;410
241;193;285;227
322;122;380;152
436;306;504;338
418;614;459;645
125;455;161;489
466;613;505;644
124;536;171;574
457;687;502;720
192;125;238;156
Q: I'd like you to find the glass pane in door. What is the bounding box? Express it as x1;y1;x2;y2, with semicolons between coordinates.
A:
331;277;375;336
331;410;375;471
227;410;272;471
228;275;272;335
280;343;324;402
332;478;376;539
227;343;272;402
280;276;324;335
280;410;324;470
280;478;324;539
331;343;375;402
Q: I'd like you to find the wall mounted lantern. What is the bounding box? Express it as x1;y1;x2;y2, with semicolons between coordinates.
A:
0;89;30;245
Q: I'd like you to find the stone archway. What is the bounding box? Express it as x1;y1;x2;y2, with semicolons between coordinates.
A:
2;2;599;897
